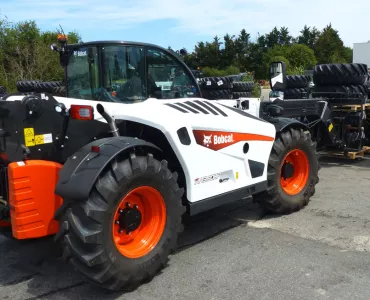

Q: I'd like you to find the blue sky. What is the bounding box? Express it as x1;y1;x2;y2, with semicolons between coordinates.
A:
1;0;368;52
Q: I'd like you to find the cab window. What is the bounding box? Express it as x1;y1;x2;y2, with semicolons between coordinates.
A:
102;45;146;102
66;46;100;100
146;47;199;99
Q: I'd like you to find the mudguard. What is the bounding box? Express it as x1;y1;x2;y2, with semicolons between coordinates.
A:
55;136;161;201
269;117;309;133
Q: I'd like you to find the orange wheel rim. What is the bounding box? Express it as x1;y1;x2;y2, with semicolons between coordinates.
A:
280;149;309;195
112;186;166;259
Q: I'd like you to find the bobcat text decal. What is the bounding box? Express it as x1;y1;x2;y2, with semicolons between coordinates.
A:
193;130;274;151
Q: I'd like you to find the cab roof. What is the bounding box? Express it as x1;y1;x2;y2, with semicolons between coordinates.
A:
67;40;169;52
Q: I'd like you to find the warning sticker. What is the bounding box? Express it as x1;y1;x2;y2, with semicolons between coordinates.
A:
24;128;35;147
23;127;53;147
25;136;35;147
24;128;34;138
35;135;44;145
35;133;53;145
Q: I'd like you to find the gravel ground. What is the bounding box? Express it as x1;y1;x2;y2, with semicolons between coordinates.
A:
1;155;370;300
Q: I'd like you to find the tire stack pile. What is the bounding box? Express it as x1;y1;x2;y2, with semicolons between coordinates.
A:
283;75;310;99
199;76;233;100
312;63;368;102
16;80;66;96
231;82;253;99
364;73;370;98
199;76;255;100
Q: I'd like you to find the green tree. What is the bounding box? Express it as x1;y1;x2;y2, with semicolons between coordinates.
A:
314;24;349;64
262;44;316;76
288;44;317;69
343;46;353;63
0;17;80;92
297;25;321;48
279;27;293;45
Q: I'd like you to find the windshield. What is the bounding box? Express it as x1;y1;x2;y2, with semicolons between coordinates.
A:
66;46;101;100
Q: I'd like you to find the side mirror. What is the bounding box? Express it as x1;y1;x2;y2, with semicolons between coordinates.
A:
50;43;60;52
269;61;287;91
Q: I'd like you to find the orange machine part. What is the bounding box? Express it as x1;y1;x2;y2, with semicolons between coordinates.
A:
8;160;63;239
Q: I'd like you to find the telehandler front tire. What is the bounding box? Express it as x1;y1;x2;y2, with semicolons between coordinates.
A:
56;153;186;291
255;128;319;214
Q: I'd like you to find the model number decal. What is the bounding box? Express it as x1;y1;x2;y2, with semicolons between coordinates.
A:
194;173;220;185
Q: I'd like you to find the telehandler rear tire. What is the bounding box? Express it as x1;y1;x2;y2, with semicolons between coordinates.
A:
254;128;319;214
56;152;186;291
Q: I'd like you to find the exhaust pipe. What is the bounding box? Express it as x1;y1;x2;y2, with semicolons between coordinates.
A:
96;103;119;137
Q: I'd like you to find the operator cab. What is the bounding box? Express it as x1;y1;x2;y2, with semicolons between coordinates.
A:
53;36;201;103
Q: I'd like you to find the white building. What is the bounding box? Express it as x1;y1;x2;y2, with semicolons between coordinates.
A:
353;42;370;70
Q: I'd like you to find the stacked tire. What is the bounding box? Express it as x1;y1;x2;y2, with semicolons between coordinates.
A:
364;74;370;98
231;81;253;99
34;81;64;93
283;75;310;99
312;63;368;102
16;80;65;96
199;77;233;100
16;80;41;93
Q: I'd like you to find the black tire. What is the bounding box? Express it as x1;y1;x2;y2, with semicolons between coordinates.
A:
313;63;367;86
254;128;319;213
364;75;370;97
232;82;254;92
16;80;41;93
202;89;232;100
232;92;252;99
312;85;367;99
284;88;309;99
286;75;310;89
35;81;63;93
52;86;67;97
199;76;233;90
55;153;186;291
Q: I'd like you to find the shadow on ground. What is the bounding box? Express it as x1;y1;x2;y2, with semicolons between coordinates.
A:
0;197;263;299
319;154;370;169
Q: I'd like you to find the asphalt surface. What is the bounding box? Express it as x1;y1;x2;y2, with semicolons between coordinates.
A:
1;154;370;300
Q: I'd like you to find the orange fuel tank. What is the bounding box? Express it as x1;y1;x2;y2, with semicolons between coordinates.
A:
8;160;63;239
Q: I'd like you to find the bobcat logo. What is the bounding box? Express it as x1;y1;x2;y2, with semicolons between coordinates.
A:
203;134;212;147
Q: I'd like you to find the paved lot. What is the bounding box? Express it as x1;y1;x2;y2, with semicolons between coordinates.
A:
1;155;370;300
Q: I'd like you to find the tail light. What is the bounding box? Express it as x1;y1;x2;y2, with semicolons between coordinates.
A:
70;105;94;120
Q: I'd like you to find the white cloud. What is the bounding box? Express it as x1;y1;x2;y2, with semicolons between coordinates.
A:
1;0;368;46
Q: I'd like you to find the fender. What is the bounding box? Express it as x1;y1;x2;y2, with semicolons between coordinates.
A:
270;117;310;133
55;136;161;201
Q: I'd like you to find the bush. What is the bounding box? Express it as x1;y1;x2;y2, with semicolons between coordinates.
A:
287;65;305;75
224;65;241;76
201;65;240;77
241;72;254;82
201;67;225;77
251;83;261;98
